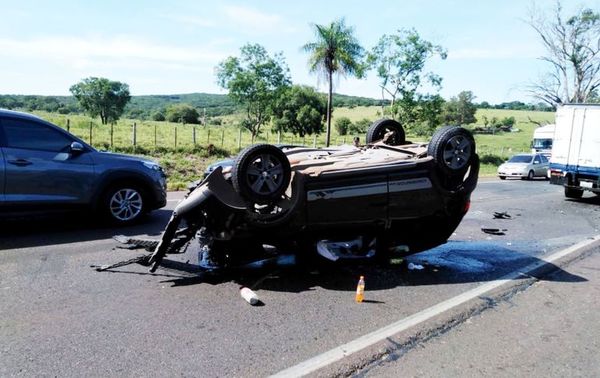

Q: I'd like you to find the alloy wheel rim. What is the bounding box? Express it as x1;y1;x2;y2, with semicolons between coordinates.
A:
245;154;285;196
443;135;472;170
109;189;143;221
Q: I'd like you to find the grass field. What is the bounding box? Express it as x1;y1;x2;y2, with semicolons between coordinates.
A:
33;107;555;188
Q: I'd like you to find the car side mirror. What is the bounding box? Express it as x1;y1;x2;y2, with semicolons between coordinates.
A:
70;141;85;153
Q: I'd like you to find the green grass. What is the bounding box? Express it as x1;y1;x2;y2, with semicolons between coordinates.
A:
33;106;555;187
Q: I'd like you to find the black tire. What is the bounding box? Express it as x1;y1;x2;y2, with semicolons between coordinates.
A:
232;144;292;204
427;126;476;176
527;170;534;180
499;176;506;180
565;187;583;199
101;184;146;225
366;119;406;145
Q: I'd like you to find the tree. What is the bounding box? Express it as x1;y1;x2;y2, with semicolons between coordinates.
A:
69;77;130;124
335;117;353;136
443;91;477;125
165;104;200;124
528;2;600;105
302;18;365;147
272;85;326;137
367;29;447;118
216;44;290;139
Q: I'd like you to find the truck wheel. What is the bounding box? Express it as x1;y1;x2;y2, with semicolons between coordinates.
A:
564;187;583;199
366;119;405;145
232;144;292;204
428;126;475;176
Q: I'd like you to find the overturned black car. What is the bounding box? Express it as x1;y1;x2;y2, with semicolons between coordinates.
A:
144;119;479;272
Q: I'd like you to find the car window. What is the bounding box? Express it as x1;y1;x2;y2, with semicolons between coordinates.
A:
1;118;73;152
534;156;541;163
540;155;548;163
508;155;533;163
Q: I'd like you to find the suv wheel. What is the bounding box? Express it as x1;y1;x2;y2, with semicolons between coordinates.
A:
428;126;475;176
232;144;292;204
102;185;146;225
366;119;406;145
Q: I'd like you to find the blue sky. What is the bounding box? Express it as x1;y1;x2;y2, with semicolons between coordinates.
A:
0;0;598;103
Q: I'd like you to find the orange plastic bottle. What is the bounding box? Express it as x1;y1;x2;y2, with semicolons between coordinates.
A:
355;276;365;303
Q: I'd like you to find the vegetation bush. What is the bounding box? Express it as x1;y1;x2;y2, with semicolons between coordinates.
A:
335;117;352;136
166;103;200;124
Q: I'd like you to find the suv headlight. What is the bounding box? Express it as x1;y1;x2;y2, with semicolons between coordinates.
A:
143;161;161;171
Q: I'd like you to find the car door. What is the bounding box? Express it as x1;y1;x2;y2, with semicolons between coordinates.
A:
0;146;5;203
533;154;545;176
538;154;549;176
0;117;96;207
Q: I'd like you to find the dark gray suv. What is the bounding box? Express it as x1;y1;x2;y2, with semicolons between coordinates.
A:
0;110;167;225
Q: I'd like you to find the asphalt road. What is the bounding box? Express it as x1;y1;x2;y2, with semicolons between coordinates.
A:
1;178;599;377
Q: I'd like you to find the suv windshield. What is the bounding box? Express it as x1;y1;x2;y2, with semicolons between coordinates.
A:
508;155;533;163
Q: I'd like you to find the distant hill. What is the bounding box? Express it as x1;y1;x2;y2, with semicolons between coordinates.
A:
0;92;552;120
0;92;387;120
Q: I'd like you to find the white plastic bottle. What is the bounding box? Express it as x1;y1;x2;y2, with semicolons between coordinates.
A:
240;287;259;305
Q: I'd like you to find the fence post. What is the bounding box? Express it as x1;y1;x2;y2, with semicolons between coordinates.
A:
207;129;211;144
313;134;317;148
221;129;225;147
303;136;306;146
174;125;177;148
277;130;282;144
66;119;70;132
154;124;157;149
132;122;137;149
238;128;242;149
193;126;196;146
110;123;114;148
89;121;93;147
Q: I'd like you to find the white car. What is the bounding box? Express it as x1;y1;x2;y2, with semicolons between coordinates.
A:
497;153;549;180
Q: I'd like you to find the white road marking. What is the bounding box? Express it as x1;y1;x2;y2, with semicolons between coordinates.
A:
272;235;600;378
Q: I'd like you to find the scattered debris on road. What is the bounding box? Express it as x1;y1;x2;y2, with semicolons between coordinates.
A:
240;287;260;305
408;262;425;270
493;211;512;219
481;227;508;236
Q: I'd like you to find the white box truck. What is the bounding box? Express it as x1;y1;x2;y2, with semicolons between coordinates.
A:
549;104;600;198
531;124;555;157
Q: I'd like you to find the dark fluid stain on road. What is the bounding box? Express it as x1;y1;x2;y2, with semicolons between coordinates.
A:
151;238;586;292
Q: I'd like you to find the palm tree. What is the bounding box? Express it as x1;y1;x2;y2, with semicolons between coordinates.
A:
302;18;365;147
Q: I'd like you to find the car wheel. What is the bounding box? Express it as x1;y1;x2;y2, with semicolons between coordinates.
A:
366;119;406;145
499;176;506;180
102;185;146;225
427;126;476;176
565;187;584;199
527;170;534;180
232;144;292;204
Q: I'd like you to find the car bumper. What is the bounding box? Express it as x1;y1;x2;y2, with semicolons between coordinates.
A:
497;171;526;178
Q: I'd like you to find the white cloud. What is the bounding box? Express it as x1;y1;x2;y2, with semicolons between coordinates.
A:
162;14;216;28
222;5;295;33
0;35;226;70
449;46;541;60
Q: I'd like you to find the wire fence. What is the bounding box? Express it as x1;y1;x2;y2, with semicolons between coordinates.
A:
55;118;363;152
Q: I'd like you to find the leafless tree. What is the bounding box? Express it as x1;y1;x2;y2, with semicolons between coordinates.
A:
527;1;600;105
